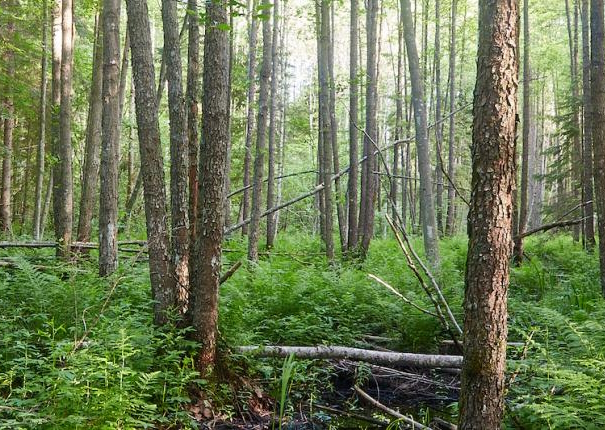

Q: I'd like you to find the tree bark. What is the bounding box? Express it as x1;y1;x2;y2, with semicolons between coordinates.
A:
401;0;439;264
266;0;279;249
189;0;230;369
591;0;605;296
98;0;121;276
187;0;200;252
433;0;444;235
34;0;49;241
1;0;15;236
459;0;518;427
126;0;176;325
247;0;272;262
581;0;595;250
445;0;457;236
53;0;74;258
346;0;359;252
77;12;103;244
162;0;190;310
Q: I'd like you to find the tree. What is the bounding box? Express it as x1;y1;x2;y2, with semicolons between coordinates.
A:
400;0;439;264
126;0;176;325
189;0;230;369
99;0;121;276
591;0;605;296
247;0;272;262
53;0;74;258
433;0;444;234
187;0;200;252
459;0;518;427
1;0;15;235
346;0;359;252
445;0;458;236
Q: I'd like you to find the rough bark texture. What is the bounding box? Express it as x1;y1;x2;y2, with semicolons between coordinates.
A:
247;0;272;262
34;0;49;240
459;0;518;428
581;0;595;250
347;0;359;252
187;0;200;254
126;0;176;325
242;0;259;236
266;0;279;249
162;0;190;310
401;0;439;264
98;0;121;276
1;0;15;235
189;0;230;369
53;0;74;258
591;0;605;296
77;14;103;244
445;0;458;236
358;0;378;258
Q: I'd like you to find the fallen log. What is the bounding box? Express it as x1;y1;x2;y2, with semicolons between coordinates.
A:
0;240;147;250
236;345;463;368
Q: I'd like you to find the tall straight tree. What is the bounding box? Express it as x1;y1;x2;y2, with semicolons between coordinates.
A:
581;0;595;250
77;13;103;244
346;0;359;252
433;0;444;234
189;0;230;369
391;1;403;223
162;0;190;308
99;0;121;276
53;0;74;258
401;0;439;264
445;0;457;235
33;0;49;240
1;0;15;235
358;0;378;257
187;0;200;250
126;0;176;325
591;0;605;296
247;0;272;262
459;0;518;427
49;0;61;240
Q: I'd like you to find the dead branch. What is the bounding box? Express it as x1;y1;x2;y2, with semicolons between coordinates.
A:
236;345;463;368
368;274;438;317
314;404;389;427
354;385;433;429
220;260;242;285
516;218;584;239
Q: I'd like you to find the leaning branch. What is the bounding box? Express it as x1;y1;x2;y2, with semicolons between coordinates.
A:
236;345;463;368
516;218;584;239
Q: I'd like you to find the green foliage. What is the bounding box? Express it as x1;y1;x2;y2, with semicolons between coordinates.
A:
0;256;202;429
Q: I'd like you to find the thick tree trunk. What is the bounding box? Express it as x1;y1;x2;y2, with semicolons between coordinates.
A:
33;0;49;241
346;0;359;252
98;0;121;276
162;0;190;310
242;0;259;236
358;0;378;258
189;0;230;369
459;0;518;427
591;0;605;296
445;0;457;236
401;0;439;264
1;0;15;236
581;0;596;250
77;13;103;244
187;0;200;252
126;0;176;325
53;0;74;258
266;0;279;249
247;0;272;262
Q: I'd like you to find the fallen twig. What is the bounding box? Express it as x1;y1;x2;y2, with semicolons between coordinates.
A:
314;404;388;427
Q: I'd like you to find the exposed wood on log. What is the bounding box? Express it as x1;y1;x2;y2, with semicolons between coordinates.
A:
236;345;463;368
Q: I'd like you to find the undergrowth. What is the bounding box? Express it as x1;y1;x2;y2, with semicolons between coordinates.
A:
1;233;604;428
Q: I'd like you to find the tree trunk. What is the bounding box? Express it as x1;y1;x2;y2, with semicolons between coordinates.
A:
189;0;230;369
242;0;259;236
358;0;378;258
591;0;605;296
33;0;49;241
162;0;190;310
1;0;15;236
445;0;457;236
126;0;176;325
401;0;439;264
433;0;444;235
247;0;272;262
346;0;359;252
581;0;596;250
77;12;103;244
53;0;74;258
391;2;403;224
459;0;518;427
266;0;279;249
98;0;121;276
187;0;200;251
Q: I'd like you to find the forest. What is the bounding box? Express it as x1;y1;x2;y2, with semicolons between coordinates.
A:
1;0;605;428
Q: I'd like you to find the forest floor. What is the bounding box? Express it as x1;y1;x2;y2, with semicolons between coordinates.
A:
1;233;605;429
